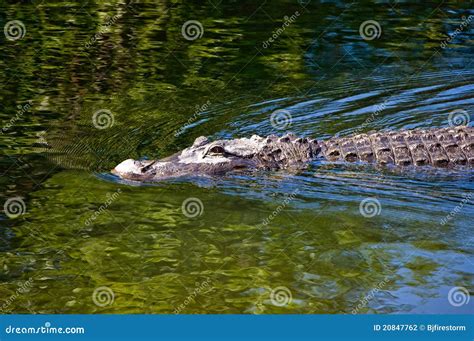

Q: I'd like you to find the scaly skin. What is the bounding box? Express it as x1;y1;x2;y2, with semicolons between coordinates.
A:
112;126;473;181
320;126;473;167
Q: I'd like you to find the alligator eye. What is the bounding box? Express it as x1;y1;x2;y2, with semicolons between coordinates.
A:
208;145;225;155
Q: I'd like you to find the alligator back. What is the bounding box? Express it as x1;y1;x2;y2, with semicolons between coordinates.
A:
319;126;473;167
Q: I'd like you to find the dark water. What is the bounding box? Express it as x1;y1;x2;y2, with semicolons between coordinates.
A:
0;1;473;314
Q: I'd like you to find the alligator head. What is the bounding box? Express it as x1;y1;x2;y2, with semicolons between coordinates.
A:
112;134;321;181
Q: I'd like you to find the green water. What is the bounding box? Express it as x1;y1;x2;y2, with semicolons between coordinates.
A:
0;1;473;314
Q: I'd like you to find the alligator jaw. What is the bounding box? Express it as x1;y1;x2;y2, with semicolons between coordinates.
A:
111;155;260;181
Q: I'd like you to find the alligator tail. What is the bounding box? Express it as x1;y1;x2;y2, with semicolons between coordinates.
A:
318;126;474;167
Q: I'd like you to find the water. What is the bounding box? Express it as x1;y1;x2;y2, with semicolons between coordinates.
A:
0;1;473;314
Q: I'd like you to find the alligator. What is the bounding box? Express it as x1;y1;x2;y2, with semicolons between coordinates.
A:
112;126;473;181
